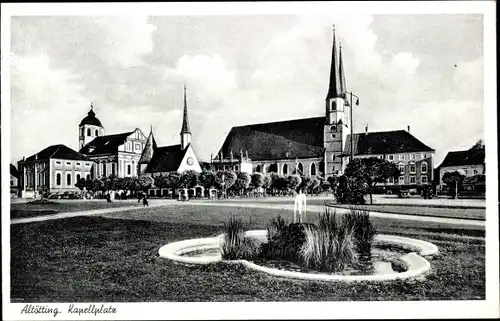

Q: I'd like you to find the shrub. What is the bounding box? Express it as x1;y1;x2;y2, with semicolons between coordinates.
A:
299;208;357;272
220;216;259;260
262;217;313;261
266;215;288;243
342;207;377;258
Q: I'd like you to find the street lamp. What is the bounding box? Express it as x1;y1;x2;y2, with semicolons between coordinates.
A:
344;91;359;162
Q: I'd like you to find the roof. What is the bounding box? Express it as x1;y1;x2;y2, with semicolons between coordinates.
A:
24;144;89;162
439;149;485;168
79;107;103;127
10;164;19;178
218;116;326;161
343;130;435;156
139;130;157;164
326;26;342;100
80;131;133;155
145;144;188;173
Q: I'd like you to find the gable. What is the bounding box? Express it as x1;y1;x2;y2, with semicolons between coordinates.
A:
177;145;202;173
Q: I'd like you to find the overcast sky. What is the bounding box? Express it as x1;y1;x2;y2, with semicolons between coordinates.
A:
10;14;484;166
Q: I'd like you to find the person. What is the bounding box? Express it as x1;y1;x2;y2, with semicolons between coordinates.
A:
138;191;143;204
106;193;111;203
142;194;149;207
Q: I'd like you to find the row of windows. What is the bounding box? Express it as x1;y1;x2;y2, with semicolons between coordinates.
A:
55;161;91;167
80;128;100;137
387;176;428;184
124;141;142;152
55;173;91;186
388;153;429;161
398;162;428;174
254;163;317;176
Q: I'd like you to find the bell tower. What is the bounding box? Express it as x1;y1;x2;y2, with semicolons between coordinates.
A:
180;85;192;150
324;25;349;177
79;102;104;151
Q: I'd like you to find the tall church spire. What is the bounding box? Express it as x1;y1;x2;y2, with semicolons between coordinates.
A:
339;43;347;99
326;25;342;100
180;84;192;149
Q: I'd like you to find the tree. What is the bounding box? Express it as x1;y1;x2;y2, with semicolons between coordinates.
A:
179;170;199;188
327;175;339;194
199;170;216;189
215;170;237;190
84;178;94;192
75;177;86;191
92;179;104;192
287;174;302;192
299;176;313;193
263;174;272;190
250;172;264;189
137;175;154;192
233;172;251;195
442;171;466;199
335;175;368;204
164;172;181;190
344;157;399;204
310;177;321;194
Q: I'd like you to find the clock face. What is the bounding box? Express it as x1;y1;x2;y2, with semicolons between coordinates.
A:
187;157;194;165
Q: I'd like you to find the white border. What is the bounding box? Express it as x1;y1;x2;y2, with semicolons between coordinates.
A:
2;1;498;320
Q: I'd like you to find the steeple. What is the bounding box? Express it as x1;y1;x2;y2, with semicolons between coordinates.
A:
139;125;156;165
326;25;342;100
339;43;347;99
180;84;192;149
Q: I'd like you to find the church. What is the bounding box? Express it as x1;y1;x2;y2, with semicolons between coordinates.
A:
78;86;202;179
213;26;435;190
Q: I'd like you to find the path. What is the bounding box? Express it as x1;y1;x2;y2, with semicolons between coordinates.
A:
11;198;485;228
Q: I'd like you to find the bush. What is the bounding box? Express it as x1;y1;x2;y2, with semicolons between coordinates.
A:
220;216;259;260
266;215;288;243
299;208;357;272
342;207;377;258
334;175;367;204
262;217;314;261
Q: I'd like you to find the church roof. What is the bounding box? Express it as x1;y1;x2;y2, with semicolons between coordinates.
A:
438;149;485;168
343;130;435;156
139;129;157;164
218;116;326;161
24;144;89;162
326;26;343;100
145;144;188;173
10;164;19;178
180;85;191;134
79;104;103;127
79;131;133;155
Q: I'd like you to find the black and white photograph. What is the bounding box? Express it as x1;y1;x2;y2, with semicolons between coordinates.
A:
2;2;498;320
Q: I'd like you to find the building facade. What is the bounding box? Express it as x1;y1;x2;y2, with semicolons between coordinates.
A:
78;104;148;179
17;145;92;198
437;148;485;189
213;25;435;190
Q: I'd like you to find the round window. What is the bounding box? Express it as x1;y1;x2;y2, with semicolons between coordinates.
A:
330;125;337;131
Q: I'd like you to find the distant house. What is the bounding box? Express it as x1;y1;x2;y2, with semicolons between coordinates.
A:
17;144;92;198
10;164;19;197
437;147;485;189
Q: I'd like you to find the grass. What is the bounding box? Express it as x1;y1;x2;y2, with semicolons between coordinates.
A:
342;207;377;256
220;216;259;260
10;200;142;219
10;205;485;302
300;210;357;272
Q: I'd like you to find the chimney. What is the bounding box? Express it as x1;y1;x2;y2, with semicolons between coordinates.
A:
407;125;410;133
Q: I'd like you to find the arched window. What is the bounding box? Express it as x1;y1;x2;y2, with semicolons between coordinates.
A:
132;161;135;176
297;162;304;175
95;129;99;136
86;174;90;180
310;163;316;176
283;164;288;175
398;163;405;174
102;163;107;177
56;173;61;186
421;162;428;173
112;163;116;175
66;173;71;186
409;162;416;174
127;164;131;175
76;174;81;182
87;128;91;136
256;165;261;173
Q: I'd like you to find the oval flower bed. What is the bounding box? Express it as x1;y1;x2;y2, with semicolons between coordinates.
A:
159;208;438;282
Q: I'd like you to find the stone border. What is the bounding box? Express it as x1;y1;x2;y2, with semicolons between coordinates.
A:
158;230;438;282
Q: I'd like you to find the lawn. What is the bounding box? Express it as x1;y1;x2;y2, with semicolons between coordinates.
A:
11;205;485;302
10;200;142;220
204;198;486;220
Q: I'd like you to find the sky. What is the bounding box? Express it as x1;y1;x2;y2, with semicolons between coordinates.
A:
9;14;484;166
